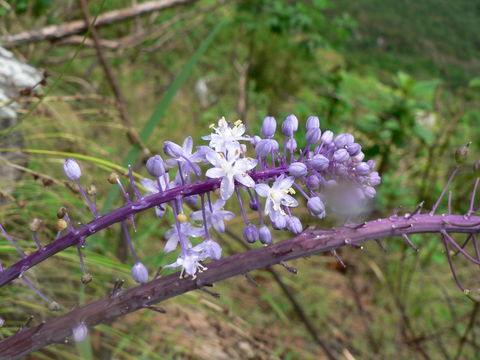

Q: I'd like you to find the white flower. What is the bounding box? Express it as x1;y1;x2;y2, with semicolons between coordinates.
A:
202;117;249;153
205;151;257;200
164;222;204;253
255;175;298;221
164;248;208;277
190;199;235;232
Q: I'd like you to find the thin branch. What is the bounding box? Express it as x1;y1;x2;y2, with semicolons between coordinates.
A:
79;0;149;156
0;0;198;45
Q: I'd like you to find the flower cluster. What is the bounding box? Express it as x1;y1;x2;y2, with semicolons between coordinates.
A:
135;114;380;278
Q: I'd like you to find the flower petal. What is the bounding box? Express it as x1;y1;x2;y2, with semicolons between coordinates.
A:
220;175;235;200
255;183;270;197
183;136;193;155
234;173;255;188
206;167;226;179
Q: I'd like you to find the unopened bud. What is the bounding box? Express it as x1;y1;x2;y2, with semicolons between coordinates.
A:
306;128;321;145
308;155;329;171
57;207;67;219
108;172;119;184
81;273;93;285
146;155;165;177
72;322;88;343
286;216;303;234
306;116;320;130
259;225;272;245
131;262;149;284
56;219;68;231
455;142;471;165
243;224;259;243
63;159;82;180
282;114;298;137
261;116;277;138
29;218;43;232
288;162;308;177
307;197;326;218
86;184;97;196
249;198;259;211
48;301;60;311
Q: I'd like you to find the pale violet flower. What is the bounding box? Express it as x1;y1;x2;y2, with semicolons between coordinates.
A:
164;222;204;253
205;151;257;200
202;117;249;152
194;238;222;260
190;199;235;232
164;136;204;176
255;175;298;222
140;177;172;217
163;248;208;277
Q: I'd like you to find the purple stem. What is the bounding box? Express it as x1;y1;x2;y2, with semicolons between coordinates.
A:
430;166;459;215
128;165;142;200
121;221;138;263
235;186;249;225
0;224;26;258
467;178;479;217
74;180;99;218
2;213;480;358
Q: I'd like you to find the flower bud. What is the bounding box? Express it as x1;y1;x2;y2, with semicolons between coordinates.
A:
261;116;277;138
307;197;326;218
86;184;97;196
81;273;93;285
286;138;297;152
271;215;287;230
57;207;67;219
306;175;321;189
29;218;43;232
334;133;354;148
354;152;365;162
48;301;60;311
356;162;371;176
455;142;471;165
346;143;361;156
306;128;321;145
369;172;381;186
307;154;329;171
259;225;272;244
474;160;480;177
282;114;298;136
72;323;88;343
306;116;320;130
256;139;275;157
321;130;334;144
288;162;307;177
163;141;183;158
63;159;82;180
249;197;259;211
131;262;148;284
146;155;165;177
364;186;376;198
184;194;198;206
333;149;350;163
286;216;303;234
56;219;68;231
243;224;259;243
108;172;119;184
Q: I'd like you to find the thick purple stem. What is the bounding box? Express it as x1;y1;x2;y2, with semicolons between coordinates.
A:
0;167;286;287
1;213;480;359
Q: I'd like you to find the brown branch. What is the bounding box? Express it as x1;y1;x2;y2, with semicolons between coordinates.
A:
79;0;149;157
0;0;198;46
